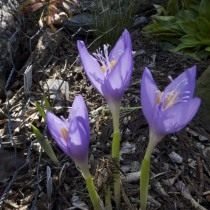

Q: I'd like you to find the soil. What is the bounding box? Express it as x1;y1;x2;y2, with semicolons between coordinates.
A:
0;1;210;210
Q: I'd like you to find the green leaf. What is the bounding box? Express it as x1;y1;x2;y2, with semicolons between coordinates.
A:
35;102;46;119
143;0;209;59
196;17;210;39
43;96;51;109
31;124;59;164
166;0;179;15
153;4;166;15
154;15;175;22
199;0;210;19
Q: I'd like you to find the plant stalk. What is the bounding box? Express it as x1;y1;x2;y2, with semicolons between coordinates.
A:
140;130;162;210
109;101;121;209
85;175;104;210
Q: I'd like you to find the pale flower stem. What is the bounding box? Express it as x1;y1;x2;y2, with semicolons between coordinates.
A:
85;175;104;210
112;130;121;209
109;101;121;209
140;146;152;210
140;130;162;210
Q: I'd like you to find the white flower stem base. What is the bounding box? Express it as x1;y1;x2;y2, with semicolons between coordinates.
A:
109;101;121;209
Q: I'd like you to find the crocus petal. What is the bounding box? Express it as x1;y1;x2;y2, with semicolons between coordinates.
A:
77;40;104;95
157;97;201;134
109;29;131;61
68;117;89;164
164;66;196;100
141;68;159;126
46;112;69;154
69;95;90;136
103;41;133;101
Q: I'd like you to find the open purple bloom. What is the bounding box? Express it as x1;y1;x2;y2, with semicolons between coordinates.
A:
77;29;133;104
141;66;201;137
46;95;90;168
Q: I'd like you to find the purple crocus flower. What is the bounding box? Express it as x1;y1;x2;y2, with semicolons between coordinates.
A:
77;29;133;104
46;95;90;171
141;66;201;141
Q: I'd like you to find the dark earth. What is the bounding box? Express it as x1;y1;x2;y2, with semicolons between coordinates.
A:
0;0;210;209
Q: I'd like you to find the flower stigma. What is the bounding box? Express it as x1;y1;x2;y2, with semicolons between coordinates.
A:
93;44;117;73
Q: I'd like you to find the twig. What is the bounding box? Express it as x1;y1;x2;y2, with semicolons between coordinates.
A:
176;181;207;210
121;182;136;210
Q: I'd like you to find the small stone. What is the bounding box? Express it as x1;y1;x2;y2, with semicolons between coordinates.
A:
123;171;140;183
120;142;136;155
169;151;183;164
71;194;88;210
121;165;130;173
42;79;69;100
198;135;208;142
133;16;147;28
186;127;199;137
196;142;205;150
170;135;178;141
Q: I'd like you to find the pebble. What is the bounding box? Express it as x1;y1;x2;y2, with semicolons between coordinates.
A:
121;165;130;173
133;16;148;28
120;142;136;155
186;127;199;137
198;135;208;142
170;135;178;141
195;142;205;150
169;151;183;164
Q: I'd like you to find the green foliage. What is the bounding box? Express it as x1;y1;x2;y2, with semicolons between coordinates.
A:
143;0;210;59
31;125;59;164
32;97;58;164
35;96;51;119
92;0;139;47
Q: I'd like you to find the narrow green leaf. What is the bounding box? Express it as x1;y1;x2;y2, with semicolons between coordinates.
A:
31;124;59;164
166;0;179;15
199;0;210;19
43;96;51;109
35;102;46;119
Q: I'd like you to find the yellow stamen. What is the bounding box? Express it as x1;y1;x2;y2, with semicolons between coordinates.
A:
100;60;117;72
60;127;68;141
155;91;163;105
163;91;179;110
155;90;179;110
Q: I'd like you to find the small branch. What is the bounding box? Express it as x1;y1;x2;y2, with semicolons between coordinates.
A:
176;181;207;210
